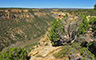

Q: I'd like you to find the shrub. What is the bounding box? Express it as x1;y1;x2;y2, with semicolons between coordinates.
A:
49;19;63;45
89;17;96;25
87;41;96;56
53;42;96;60
53;45;78;58
81;41;88;47
49;14;89;46
71;42;81;50
78;15;89;35
80;48;95;60
0;47;28;60
94;4;96;10
89;17;96;38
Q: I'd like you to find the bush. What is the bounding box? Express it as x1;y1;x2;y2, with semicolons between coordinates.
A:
78;15;89;35
0;47;28;60
49;19;63;45
94;4;96;10
89;17;96;25
80;48;95;60
53;42;96;59
53;45;78;58
49;14;89;46
89;17;96;38
87;41;96;56
71;42;81;50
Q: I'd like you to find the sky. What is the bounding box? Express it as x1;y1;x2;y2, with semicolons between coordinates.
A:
0;0;96;8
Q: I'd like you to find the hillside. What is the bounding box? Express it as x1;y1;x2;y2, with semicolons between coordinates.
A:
28;15;96;60
0;9;56;51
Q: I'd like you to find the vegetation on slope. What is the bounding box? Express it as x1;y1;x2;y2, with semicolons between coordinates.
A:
53;42;96;60
89;17;96;38
94;4;96;10
0;10;55;51
49;14;89;46
63;9;96;16
1;7;96;60
0;47;28;60
49;13;96;59
24;41;38;53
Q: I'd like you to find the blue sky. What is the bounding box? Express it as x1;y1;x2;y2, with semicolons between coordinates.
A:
0;0;96;8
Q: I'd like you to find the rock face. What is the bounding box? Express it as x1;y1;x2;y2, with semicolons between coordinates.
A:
28;31;62;60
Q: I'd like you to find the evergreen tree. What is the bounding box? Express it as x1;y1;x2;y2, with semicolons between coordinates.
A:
0;47;28;60
89;17;96;38
49;19;64;45
78;15;89;35
49;14;89;46
94;4;96;10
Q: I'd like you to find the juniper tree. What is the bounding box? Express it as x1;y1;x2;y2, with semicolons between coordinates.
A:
49;14;89;46
94;4;96;10
89;17;96;38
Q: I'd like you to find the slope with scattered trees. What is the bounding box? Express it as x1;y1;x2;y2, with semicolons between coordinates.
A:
1;6;96;60
0;9;55;51
0;47;28;60
49;13;96;60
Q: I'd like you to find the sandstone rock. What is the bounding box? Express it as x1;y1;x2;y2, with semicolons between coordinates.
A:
23;10;29;12
5;10;9;13
33;45;37;49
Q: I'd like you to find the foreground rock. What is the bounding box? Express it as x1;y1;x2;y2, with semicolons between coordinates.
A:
28;31;62;60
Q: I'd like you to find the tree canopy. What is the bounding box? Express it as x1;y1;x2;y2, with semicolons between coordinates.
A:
94;4;96;10
0;47;28;60
89;17;96;38
49;14;89;46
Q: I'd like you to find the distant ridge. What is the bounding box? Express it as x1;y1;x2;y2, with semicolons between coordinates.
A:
0;7;93;10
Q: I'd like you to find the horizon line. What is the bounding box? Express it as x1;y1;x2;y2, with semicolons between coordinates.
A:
0;7;94;9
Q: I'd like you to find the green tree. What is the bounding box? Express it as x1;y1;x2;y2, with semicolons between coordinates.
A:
89;17;96;38
0;47;28;60
49;14;89;46
49;19;64;45
78;15;89;35
80;47;95;60
89;17;96;25
94;4;96;10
